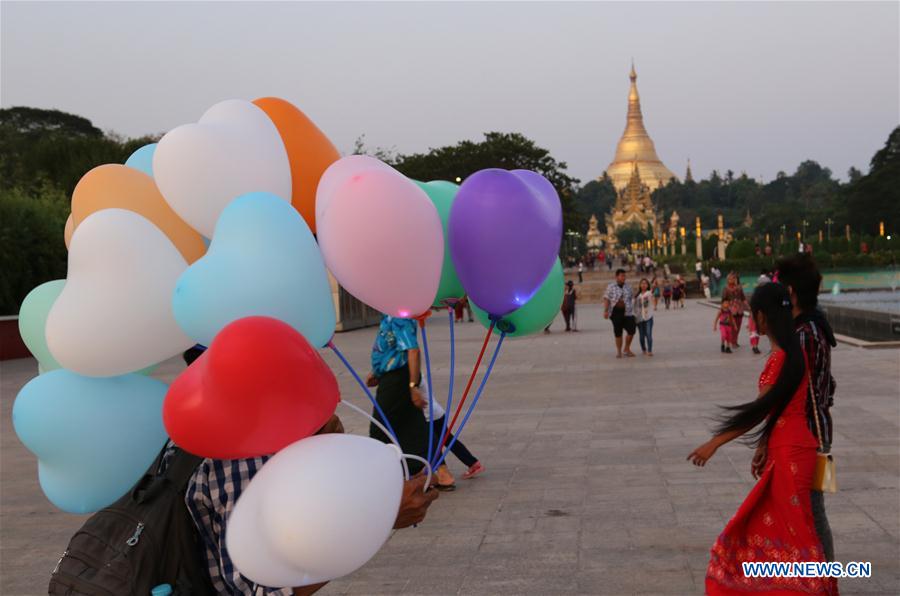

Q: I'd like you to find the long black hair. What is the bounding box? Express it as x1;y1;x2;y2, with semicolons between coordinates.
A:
714;282;805;446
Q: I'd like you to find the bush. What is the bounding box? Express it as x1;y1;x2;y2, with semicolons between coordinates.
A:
0;186;69;315
726;239;756;259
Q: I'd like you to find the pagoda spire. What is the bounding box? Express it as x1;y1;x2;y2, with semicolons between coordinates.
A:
685;158;694;182
606;62;677;192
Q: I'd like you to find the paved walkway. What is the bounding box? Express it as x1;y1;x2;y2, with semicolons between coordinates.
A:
2;299;898;595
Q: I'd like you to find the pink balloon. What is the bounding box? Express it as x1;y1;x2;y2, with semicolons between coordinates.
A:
318;167;443;318
315;156;394;227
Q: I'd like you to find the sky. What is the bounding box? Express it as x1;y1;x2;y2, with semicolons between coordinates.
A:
2;1;898;184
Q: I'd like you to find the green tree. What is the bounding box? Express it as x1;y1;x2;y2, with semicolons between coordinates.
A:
616;222;647;246
841;127;900;235
573;174;616;226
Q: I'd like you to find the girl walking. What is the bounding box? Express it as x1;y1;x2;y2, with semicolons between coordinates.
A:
714;298;738;353
651;276;661;310
635;278;654;356
688;283;837;595
722;273;748;346
662;277;673;309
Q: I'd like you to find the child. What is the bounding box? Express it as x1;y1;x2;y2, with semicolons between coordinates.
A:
651;277;661;310
662;278;673;309
714;298;737;353
748;313;761;354
422;382;484;488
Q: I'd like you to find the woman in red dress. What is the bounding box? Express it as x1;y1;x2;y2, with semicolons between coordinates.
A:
688;283;838;595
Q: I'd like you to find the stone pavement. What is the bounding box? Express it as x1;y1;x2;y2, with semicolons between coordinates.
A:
1;299;898;595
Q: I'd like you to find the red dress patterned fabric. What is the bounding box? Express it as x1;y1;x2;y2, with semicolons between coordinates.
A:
706;350;838;595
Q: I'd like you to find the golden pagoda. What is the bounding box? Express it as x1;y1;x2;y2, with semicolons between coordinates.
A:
606;162;658;248
606;62;677;191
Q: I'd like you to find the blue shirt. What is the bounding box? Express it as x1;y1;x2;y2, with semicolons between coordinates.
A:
371;315;419;376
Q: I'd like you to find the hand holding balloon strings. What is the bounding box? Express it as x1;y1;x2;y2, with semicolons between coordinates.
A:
327;341;399;444
432;330;506;471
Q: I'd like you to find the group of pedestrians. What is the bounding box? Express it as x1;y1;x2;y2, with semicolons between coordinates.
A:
690;254;838;594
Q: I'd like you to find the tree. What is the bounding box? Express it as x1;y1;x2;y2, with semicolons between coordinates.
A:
573;175;616;227
841;126;900;234
392;132;582;233
615;222;647;246
0;106;103;138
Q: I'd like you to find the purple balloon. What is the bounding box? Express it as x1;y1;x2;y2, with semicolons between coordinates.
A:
449;169;562;317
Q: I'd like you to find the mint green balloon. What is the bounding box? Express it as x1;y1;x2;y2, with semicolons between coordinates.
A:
472;259;564;337
415;180;465;307
19;280;66;373
19;280;158;376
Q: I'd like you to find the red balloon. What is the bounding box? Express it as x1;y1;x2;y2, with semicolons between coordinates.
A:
163;316;339;459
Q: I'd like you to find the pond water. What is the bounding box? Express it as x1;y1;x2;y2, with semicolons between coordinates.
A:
739;268;900;293
819;291;900;315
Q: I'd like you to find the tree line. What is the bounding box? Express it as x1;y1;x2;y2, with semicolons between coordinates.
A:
1;105;896;313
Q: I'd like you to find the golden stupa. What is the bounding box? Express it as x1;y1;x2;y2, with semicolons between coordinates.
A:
606;63;677;191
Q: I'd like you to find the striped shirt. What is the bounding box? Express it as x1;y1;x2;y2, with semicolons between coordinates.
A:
185;456;292;595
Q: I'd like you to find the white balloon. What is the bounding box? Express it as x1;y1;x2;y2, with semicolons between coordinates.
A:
315;155;393;226
46;209;194;376
227;434;404;588
153;99;292;238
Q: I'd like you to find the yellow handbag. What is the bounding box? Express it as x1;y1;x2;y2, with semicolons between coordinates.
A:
808;369;837;493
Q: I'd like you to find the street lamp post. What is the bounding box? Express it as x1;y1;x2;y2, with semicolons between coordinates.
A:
695;217;702;259
801;220;809;242
680;226;686;255
825;218;834;240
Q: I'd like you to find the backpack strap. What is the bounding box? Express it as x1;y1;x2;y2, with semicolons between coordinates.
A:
163;448;206;491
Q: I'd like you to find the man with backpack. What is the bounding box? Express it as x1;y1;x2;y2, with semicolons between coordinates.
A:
50;347;439;595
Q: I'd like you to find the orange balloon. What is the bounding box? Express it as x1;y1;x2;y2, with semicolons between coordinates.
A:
253;97;340;234
71;164;206;263
64;213;74;249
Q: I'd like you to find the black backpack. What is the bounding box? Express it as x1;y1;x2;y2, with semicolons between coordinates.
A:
48;446;215;596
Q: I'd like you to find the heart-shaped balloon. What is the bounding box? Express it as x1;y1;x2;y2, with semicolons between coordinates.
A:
318;164;443;318
253;97;340;234
449;169;562;317
227;434;404;588
472;258;564;337
46;209;194;377
315;155;394;228
173;192;335;348
124;143;157;178
153;99;292;238
64;214;74;249
163;316;339;459
19;280;65;373
12;369;168;514
414;180;464;307
71;164;206;263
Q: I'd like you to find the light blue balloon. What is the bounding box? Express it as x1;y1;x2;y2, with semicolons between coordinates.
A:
173;192;336;348
12;370;168;514
124;143;157;178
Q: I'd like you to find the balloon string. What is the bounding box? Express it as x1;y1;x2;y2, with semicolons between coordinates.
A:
401;454;433;492
420;320;435;465
436;320;494;459
328;341;399;445
337;400;409;480
432;331;506;470
432;307;456;468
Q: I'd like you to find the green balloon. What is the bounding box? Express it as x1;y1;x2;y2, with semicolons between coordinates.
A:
472;259;564;337
18;280;66;373
414;180;465;307
19;279;158;376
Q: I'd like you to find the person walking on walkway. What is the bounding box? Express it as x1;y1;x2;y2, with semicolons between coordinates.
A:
673;275;686;308
634;278;654;356
603;268;636;358
689;283;837;596
366;315;430;474
722;273;748;346
714;298;738;353
651;276;661;310
562;280;578;332
776;253;837;561
662;277;673;310
577;261;584;284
